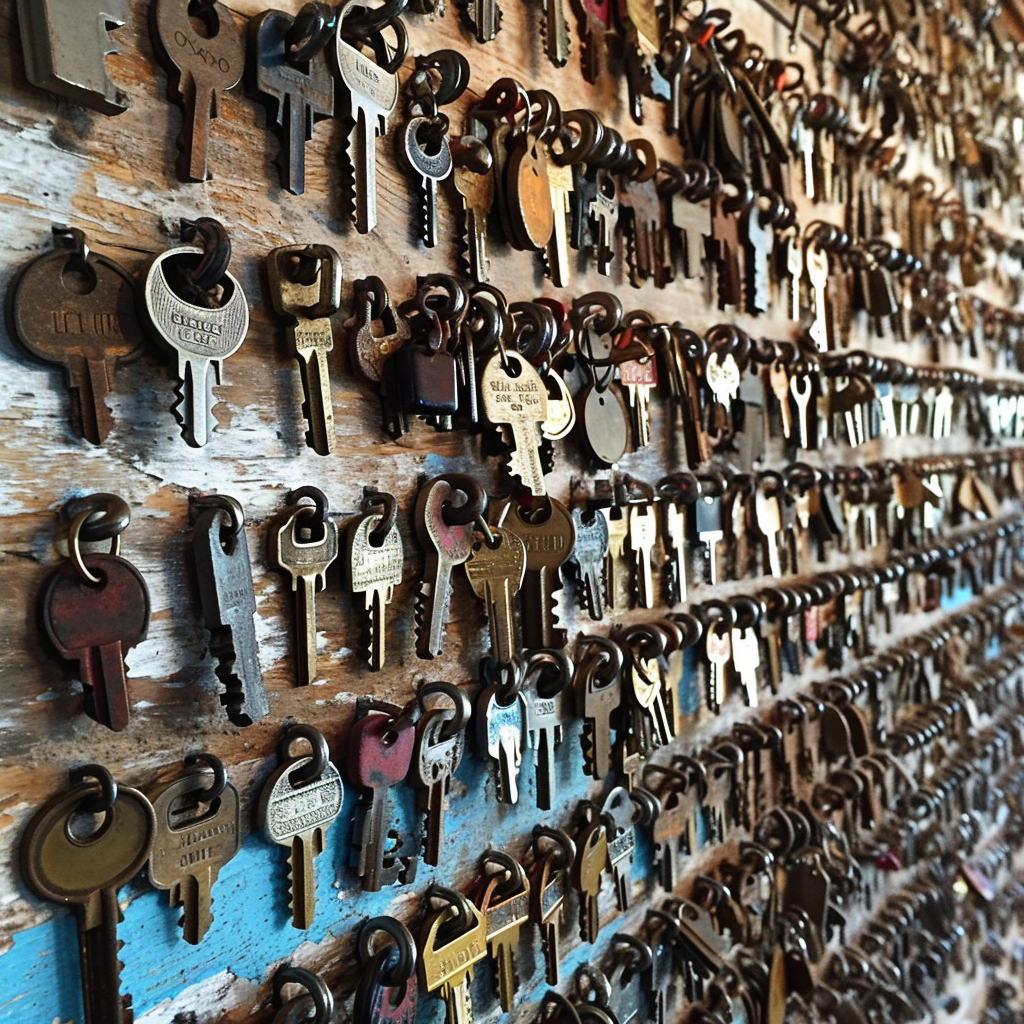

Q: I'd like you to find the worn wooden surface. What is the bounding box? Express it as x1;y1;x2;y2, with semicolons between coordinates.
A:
1;0;1022;1020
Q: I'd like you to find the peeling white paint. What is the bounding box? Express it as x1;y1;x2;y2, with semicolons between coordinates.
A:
136;970;258;1024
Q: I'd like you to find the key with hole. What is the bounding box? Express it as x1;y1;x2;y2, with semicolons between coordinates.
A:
400;115;453;248
464;527;527;664
791;373;813;448
530;829;575;983
524;653;572;810
476;855;531;1011
572;811;609;944
627;503;658;608
347;707;418;891
258;726;343;929
694;492;723;585
420;894;489;1024
193;501;269;726
414;478;474;659
572;507;609;620
267;244;343;457
345;508;404;671
21;772;155;1024
477;680;527;804
147;757;240;944
8;227;145;445
333;8;400;233
248;8;334;195
43;549;150;733
270;495;338;687
141;238;249;448
17;0;131;114
602;504;629;608
151;0;244;182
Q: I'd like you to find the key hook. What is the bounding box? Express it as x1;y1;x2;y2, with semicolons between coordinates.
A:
272;965;334;1024
191;494;245;551
179;218;231;294
358;915;417;984
425;883;474;933
611;933;654;973
532;824;576;868
481;656;523;700
481;848;528;895
540;991;583;1024
418;681;472;738
286;2;336;64
523;648;573;697
52;224;91;274
278;723;331;786
337;0;409;41
183;751;228;804
67;507;121;586
363;489;398;546
575;635;624;682
63;491;131;545
68;763;117;815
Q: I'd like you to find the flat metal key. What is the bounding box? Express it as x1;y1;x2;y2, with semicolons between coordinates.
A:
333;6;401;233
572;811;609;943
477;679;526;804
8;226;144;445
147;755;240;944
475;853;531;1012
530;827;576;984
572;508;609;620
270;492;339;687
141;235;249;448
193;497;269;726
151;0;245;181
523;651;572;810
259;725;343;930
248;8;334;195
21;768;156;1024
400;115;453;248
17;0;131;114
420;890;489;1024
464;527;527;664
267;244;343;456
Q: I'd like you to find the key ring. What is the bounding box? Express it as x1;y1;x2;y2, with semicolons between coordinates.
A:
278;723;331;786
417;681;472;738
272;965;334;1024
183;752;228;804
523;648;573;697
67;508;121;586
286;2;336;62
68;763;118;815
532;824;576;868
425;883;474;934
358;916;417;984
363;489;398;547
179;217;231;294
190;494;245;552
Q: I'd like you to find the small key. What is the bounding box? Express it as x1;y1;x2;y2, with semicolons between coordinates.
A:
754;485;784;577
572;812;609;944
193;498;269;726
258;725;343;929
147;755;240;944
271;492;339;687
450;134;494;282
769;360;792;439
151;0;245;182
475;853;531;1011
400;115;453;248
524;651;572;811
791;373;813;449
661;498;688;605
602;787;635;910
806;242;830;350
542;0;570;65
414;477;474;658
602;503;629;608
547;162;574;286
345;505;404;671
17;0;131;114
347;706;418;891
577;643;621;779
460;0;502;42
705;625;731;712
464;527;527;664
530;828;576;984
8;226;145;445
627;503;658;608
141;233;249;447
21;769;155;1024
267;244;343;456
694;492;724;585
731;626;760;707
248;8;334;195
572;507;609;620
333;6;401;233
477;679;527;804
577;0;612;84
420;890;489;1024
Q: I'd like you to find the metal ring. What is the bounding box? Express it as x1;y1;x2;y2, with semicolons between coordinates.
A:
358;916;417;984
481;848;527;894
364;490;398;546
611;933;653;972
575;635;624;681
532;825;576;868
541;991;582;1024
523;648;573;697
286;2;336;63
179;218;231;293
474;514;500;549
272;965;334;1024
436;474;487;526
338;0;410;38
278;723;330;786
64;493;130;543
190;493;244;548
67;509;119;585
183;752;227;803
286;486;330;521
68;763;117;814
481;656;523;699
426;883;473;932
418;681;472;737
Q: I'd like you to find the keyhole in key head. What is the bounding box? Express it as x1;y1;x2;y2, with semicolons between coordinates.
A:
66;807;110;843
60;262;97;296
188;0;220;38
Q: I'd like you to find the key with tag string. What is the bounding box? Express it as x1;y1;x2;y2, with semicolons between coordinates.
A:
628;502;658;608
355;918;419;1024
572;506;609;620
476;661;527;804
192;494;269;726
21;765;155;1024
345;492;404;671
147;753;239;945
141;219;249;447
270;487;338;687
530;827;576;984
464;524;527;664
573;804;610;943
575;635;623;780
8;226;145;445
420;885;489;1024
333;4;403;232
258;724;343;930
523;649;573;810
248;5;334;195
410;682;472;865
44;495;149;732
475;850;531;1011
347;703;418;891
151;0;244;182
267;244;342;456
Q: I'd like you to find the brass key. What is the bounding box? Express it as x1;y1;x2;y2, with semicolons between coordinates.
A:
419;886;489;1024
572;807;609;944
474;850;530;1011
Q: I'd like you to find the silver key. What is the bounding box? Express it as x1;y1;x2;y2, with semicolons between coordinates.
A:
627;503;657;608
477;680;526;804
400;115;453;248
345;509;404;671
572;507;609;620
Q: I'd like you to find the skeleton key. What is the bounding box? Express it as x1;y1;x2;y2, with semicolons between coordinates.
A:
602;787;636;911
333;5;401;233
259;725;343;929
248;8;334;195
141;231;249;448
345;504;404;671
20;768;155;1024
147;754;240;944
476;676;527;804
8;226;144;445
267;244;343;456
400;115;453;248
17;0;130;114
573;810;609;943
420;889;489;1024
347;706;418;891
475;853;531;1011
500;496;576;651
531;828;576;984
628;503;658;608
524;650;572;810
464;527;527;664
193;497;269;726
572;507;609;620
151;0;245;181
414;476;475;659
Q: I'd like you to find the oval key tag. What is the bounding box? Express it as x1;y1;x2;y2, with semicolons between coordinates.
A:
579;384;628;465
